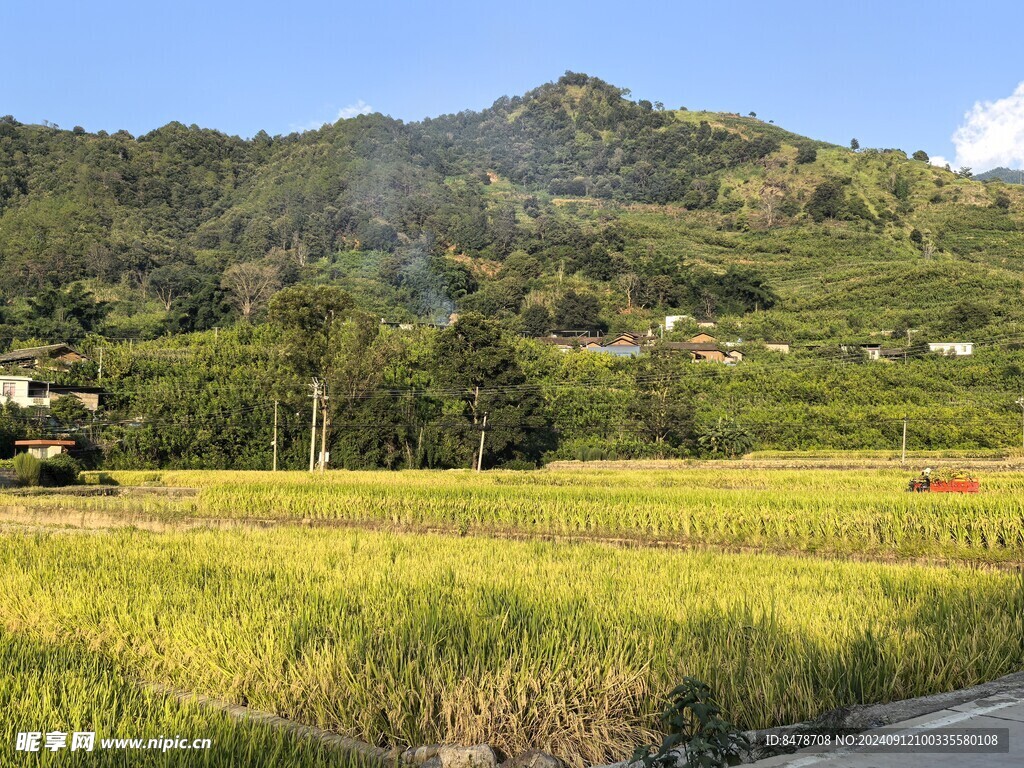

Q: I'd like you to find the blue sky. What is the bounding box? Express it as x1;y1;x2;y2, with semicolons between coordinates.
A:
3;0;1024;170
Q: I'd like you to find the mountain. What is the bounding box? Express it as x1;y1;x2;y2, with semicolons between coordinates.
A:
2;72;1024;345
975;167;1024;184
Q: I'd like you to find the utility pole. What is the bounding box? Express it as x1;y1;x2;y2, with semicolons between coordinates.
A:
1016;397;1024;450
905;329;919;364
272;400;279;472
319;384;329;473
476;412;488;472
901;414;908;466
309;379;320;472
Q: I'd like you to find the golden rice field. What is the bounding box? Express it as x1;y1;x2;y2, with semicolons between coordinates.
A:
0;627;367;767
0;526;1022;765
48;467;1024;563
2;466;1024;765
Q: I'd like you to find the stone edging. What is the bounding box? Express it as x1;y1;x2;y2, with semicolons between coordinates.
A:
146;683;397;763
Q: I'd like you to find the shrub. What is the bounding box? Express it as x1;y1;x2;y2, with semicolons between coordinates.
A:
795;145;817;165
41;453;81;487
633;677;750;768
13;453;42;487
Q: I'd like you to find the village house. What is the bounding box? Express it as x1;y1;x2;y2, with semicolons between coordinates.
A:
589;332;642;357
658;333;741;364
860;345;908;362
532;330;604;353
764;341;791;354
534;329;755;363
928;342;973;356
380;320;449;330
688;332;718;344
13;439;76;460
533;329;656;356
0;344;89;370
0;376;102;411
1;377;55;408
661;342;727;363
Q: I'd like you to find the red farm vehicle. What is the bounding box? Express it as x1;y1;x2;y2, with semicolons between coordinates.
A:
907;468;980;493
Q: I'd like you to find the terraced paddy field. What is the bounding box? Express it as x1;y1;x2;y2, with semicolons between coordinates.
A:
1;467;1022;765
10;467;1024;563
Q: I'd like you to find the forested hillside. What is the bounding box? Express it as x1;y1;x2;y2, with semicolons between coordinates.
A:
4;71;1023;342
3;73;1024;467
975;167;1024;184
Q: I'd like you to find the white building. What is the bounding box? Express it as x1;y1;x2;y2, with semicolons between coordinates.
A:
0;376;100;411
664;315;691;331
928;342;973;357
0;376;53;408
14;439;76;459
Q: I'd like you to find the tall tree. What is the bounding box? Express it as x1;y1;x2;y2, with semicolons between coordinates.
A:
221;261;281;319
150;265;199;311
267;284;356;378
434;313;552;466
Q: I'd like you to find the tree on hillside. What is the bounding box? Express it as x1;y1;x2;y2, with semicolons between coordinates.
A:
714;267;779;313
221;261;281;319
617;272;644;310
289;233;310;267
850;138;860;151
50;395;91;430
24;284;110;342
553;289;604;331
150;264;199;311
958;166;974;179
267;284;355;378
795;145;817;165
519;304;552;337
699;290;717;321
434;313;551;466
759;181;788;227
161;275;233;334
912;150;929;162
806;180;847;222
944;300;993;334
324;312;389;411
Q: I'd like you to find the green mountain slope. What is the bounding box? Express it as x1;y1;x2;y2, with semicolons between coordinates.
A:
975;167;1024;184
2;73;1023;345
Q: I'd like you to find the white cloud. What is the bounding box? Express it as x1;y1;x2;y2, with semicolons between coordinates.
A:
950;82;1024;171
335;100;373;120
929;155;952;169
289;100;375;133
